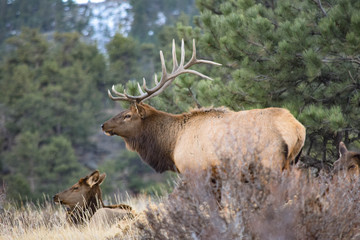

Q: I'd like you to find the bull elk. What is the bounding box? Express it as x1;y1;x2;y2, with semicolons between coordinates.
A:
102;39;306;176
53;170;133;225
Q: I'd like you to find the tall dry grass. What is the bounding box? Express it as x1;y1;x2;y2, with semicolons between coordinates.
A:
2;151;360;239
0;194;152;240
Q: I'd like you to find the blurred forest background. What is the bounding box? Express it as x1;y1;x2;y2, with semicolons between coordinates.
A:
0;0;359;202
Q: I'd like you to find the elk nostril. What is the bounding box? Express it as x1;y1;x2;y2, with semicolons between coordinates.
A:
101;124;104;129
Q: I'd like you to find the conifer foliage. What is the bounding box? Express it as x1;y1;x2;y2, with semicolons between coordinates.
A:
0;29;106;200
192;0;360;162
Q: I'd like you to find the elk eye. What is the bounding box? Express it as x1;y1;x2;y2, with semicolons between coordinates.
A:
73;186;79;190
124;114;131;119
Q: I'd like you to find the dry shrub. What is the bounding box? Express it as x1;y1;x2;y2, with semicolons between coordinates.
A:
135;154;360;240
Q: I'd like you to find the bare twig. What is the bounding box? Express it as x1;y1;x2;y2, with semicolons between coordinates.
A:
312;0;327;16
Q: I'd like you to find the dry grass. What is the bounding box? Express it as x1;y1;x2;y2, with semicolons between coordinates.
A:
0;194;153;240
2;154;360;239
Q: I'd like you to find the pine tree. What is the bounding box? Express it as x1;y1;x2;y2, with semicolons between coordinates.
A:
37;136;85;196
0;0;91;48
129;0;198;43
177;0;360;163
0;28;106;200
106;34;140;86
4;131;41;199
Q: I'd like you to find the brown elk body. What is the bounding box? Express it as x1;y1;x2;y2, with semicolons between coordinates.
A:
53;170;133;225
333;142;360;176
103;104;305;173
102;39;306;174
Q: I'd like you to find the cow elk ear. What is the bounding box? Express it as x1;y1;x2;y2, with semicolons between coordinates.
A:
339;142;348;157
98;173;106;185
135;103;146;119
86;170;101;188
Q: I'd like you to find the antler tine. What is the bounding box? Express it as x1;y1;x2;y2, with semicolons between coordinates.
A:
139;50;167;95
172;39;178;72
138;80;145;95
108;87;133;102
180;39;185;67
142;77;147;90
110;85;142;102
183;69;214;81
160;50;167;81
108;89;120;100
154;73;159;85
194;59;222;66
184;39;222;69
111;85;125;97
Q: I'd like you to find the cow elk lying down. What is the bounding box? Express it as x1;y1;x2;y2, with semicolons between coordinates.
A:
53;170;134;225
333;141;360;177
102;39;306;175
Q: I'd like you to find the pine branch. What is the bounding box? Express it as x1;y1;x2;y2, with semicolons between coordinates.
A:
246;40;271;55
198;2;222;15
253;75;272;82
312;0;327;16
322;56;360;66
187;87;202;108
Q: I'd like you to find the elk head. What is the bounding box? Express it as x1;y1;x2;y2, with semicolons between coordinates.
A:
333;142;360;176
53;170;106;209
101;39;221;138
102;104;148;138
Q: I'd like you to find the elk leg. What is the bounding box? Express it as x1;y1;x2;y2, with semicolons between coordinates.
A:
210;166;222;207
293;148;303;165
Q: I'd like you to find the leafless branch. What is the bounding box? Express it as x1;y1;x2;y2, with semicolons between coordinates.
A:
312;0;327;16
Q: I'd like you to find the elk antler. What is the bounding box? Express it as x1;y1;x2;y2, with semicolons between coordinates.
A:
108;39;221;103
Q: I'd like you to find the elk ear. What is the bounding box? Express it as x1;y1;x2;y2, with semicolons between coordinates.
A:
134;103;146;119
339;142;348;157
86;170;101;188
98;173;106;186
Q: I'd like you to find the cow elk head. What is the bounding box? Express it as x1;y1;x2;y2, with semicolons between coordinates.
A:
53;170;106;209
333;142;360;176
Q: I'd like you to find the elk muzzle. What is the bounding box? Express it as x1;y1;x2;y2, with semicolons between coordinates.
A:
53;194;63;204
101;123;114;136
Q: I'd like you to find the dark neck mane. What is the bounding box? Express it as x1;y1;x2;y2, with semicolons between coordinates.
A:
125;112;180;173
